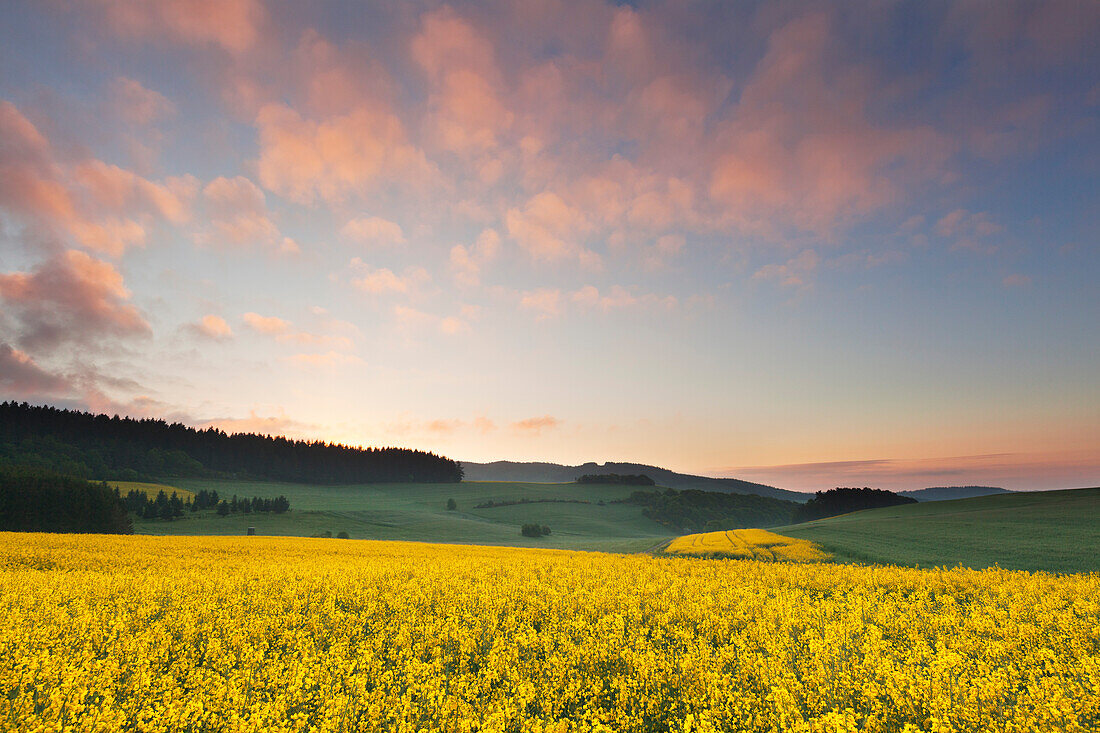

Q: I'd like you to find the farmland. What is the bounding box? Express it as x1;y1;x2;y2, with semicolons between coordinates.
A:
777;487;1100;573
131;478;676;553
664;528;829;561
121;480;1100;572
109;480;195;501
2;532;1098;732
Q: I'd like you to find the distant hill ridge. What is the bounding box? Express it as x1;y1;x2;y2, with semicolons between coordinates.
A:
898;486;1011;502
461;460;808;502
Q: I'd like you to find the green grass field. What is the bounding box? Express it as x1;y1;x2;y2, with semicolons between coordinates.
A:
776;487;1100;573
133;478;672;553
126;477;1100;572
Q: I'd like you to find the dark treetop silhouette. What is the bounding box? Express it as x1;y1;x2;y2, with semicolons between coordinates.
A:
0;402;463;484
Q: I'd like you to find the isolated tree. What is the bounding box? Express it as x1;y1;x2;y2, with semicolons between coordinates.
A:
446;498;457;511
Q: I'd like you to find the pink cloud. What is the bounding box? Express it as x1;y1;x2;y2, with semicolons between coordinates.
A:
449;228;500;287
85;0;266;54
519;288;563;319
512;415;561;433
935;209;1003;253
111;77;175;125
197;409;310;438
412;7;513;155
709;12;951;236
723;451;1100;492
473;416;496;433
282;351;364;369
0;250;150;350
506;192;600;266
240;311;354;350
254;103;437;205
348;259;430;296
1003;274;1032;288
189;315;233;341
73;161;194;224
351;267;408;295
0;343;70;397
393;306;469;336
340;216;406;247
0;100;195;256
570;285;677;312
201;175;282;249
242;312;290;335
752;249;821;289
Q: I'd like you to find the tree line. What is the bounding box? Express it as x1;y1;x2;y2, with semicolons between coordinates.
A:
122;488;290;520
0;465;132;534
576;473;656;486
1;402;463;484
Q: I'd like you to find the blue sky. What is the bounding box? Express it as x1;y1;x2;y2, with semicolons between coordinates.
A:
0;0;1097;490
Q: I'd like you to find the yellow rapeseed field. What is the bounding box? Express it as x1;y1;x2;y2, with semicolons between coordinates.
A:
107;481;195;501
665;529;830;562
2;533;1098;733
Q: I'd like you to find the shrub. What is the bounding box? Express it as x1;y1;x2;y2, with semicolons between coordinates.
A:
336;531;350;539
446;498;457;511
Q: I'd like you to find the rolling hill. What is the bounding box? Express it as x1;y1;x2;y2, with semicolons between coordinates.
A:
898;485;1011;501
461;460;807;501
130;478;676;553
776;487;1100;573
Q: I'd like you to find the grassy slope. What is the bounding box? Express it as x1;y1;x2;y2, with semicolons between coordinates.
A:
133;479;673;553
776;487;1100;573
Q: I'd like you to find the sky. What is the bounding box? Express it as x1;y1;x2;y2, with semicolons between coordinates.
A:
0;0;1098;492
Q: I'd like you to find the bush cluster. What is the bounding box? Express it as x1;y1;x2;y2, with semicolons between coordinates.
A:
521;523;551;537
792;487;916;523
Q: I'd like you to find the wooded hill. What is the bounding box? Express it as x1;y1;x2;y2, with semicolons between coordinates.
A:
624;488;799;531
0;402;463;484
464;460;806;501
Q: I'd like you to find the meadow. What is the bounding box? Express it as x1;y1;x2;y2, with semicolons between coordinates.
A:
777;487;1100;573
2;532;1098;732
132;478;674;553
125;480;1100;573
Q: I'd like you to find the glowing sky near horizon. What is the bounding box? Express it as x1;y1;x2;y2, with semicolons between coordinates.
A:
1;0;1098;491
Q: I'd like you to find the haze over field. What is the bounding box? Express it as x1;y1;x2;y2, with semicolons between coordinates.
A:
1;1;1098;490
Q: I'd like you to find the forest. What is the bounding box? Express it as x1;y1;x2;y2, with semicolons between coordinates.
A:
0;402;463;484
0;465;132;534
